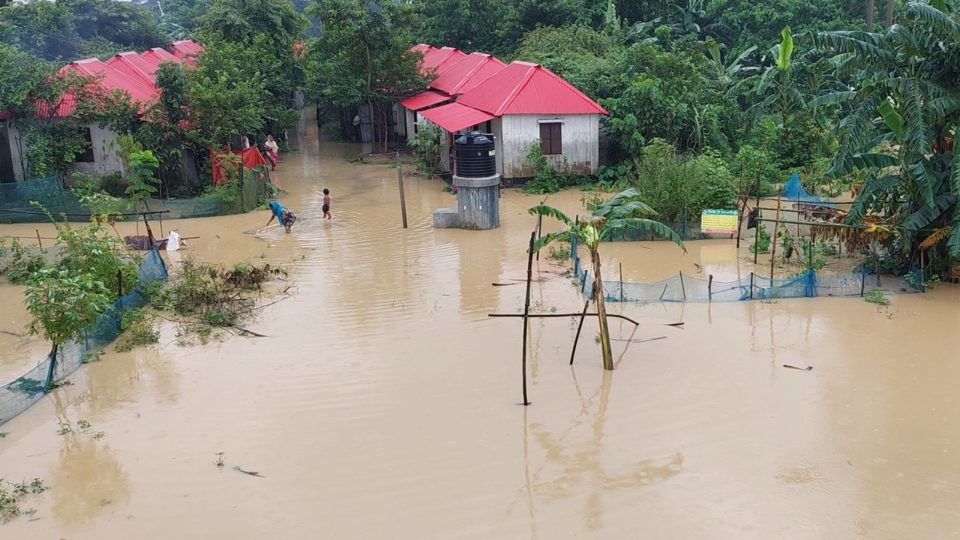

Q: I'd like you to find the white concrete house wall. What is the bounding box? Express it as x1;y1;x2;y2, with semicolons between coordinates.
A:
500;114;600;179
1;122;124;181
2;121;23;181
74;125;124;177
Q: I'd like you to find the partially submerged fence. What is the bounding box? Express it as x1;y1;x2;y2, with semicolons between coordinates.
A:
0;248;168;425
0;168;271;224
568;236;923;303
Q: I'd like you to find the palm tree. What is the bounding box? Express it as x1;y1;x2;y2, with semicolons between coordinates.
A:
528;189;685;371
810;2;960;257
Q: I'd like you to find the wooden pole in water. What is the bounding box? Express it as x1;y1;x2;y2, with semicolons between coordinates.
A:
521;231;535;406
753;208;761;265
35;229;42;249
570;299;590;366
769;192;783;281
679;271;686;301
619;262;624;302
535;215;542;261
396;152;408;229
708;274;714;302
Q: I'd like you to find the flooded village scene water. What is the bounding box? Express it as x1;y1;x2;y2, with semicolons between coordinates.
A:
2;1;960;539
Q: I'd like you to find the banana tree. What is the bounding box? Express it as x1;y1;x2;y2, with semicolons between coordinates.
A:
810;2;960;259
529;188;685;370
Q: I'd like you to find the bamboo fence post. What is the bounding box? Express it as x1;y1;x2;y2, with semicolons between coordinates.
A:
619;262;624;302
117;269;124;332
521;231;535;406
753;208;761;265
753;187;762;264
570;299;590;366
535;214;542;261
769;192;783;281
396;152;408;229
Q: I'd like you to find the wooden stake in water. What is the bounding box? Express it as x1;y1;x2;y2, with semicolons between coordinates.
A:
570;299;590;366
396;152;408;229
521;231;535;406
769;192;783;281
35;229;42;249
619;262;624;302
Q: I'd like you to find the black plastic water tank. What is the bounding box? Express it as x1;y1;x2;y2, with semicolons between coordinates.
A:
455;132;496;178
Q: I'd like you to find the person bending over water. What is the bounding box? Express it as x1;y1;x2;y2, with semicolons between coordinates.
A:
322;188;332;220
265;199;297;233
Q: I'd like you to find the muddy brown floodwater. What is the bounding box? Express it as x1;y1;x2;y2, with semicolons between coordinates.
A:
2;116;960;539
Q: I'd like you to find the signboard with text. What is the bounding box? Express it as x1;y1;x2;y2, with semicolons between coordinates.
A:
700;209;739;235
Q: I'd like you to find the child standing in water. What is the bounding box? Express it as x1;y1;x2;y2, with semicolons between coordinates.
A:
322;188;332;220
265;198;297;233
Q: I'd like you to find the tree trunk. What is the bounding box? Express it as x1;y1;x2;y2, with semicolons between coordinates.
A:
884;0;894;28
866;0;874;31
591;250;614;370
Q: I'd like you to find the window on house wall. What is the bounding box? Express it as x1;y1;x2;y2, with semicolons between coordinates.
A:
539;122;562;155
74;127;94;163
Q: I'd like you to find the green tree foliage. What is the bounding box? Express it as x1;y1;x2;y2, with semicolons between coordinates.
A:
810;2;960;256
0;0;168;61
0;44;53;114
25;267;111;357
184;42;269;146
630;139;737;222
196;0;307;132
529;189;684;370
419;0;512;55
306;0;432;152
704;0;861;51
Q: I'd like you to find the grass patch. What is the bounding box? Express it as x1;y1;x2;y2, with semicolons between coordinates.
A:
115;309;160;352
864;290;891;306
152;259;286;343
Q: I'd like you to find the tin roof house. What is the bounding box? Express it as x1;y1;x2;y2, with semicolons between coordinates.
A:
395;44;606;182
0;41;202;182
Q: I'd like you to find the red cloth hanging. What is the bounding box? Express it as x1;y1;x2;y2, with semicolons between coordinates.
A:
211;147;267;185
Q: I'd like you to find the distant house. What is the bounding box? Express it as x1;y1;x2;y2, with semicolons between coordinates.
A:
396;44;606;182
0;40;203;182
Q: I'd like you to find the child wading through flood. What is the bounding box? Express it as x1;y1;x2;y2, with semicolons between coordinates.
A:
265;197;297;233
322;188;332;220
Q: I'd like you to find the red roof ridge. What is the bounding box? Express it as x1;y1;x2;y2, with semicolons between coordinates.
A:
533;64;608;115
494;62;538;116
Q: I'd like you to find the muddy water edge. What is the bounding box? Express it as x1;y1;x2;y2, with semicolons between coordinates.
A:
1;117;960;539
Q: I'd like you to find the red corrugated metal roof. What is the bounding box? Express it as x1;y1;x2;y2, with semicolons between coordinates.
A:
140;48;179;67
430;52;506;95
66;59;159;105
107;52;158;84
421;46;465;74
399;90;451;111
457;61;606;116
34;42;199;119
172;39;204;58
412;43;434;55
418;102;494;133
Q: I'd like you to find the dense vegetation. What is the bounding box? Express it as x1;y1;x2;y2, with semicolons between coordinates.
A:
0;0;958;274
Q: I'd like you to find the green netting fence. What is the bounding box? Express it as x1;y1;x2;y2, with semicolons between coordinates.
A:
0;248;168;426
0;167;272;223
568;235;923;303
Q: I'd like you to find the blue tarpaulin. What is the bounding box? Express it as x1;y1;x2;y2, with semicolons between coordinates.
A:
780;171;834;207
